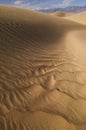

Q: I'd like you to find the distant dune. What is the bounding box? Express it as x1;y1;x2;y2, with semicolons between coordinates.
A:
0;5;86;130
66;11;86;25
50;11;74;17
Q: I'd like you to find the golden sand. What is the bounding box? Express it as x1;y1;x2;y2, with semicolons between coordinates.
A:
0;5;86;130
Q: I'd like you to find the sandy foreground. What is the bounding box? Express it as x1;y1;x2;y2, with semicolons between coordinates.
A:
0;5;86;130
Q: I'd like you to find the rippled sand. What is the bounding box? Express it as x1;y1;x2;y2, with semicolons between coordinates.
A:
0;5;86;130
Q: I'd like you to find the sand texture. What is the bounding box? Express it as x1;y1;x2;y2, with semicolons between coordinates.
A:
0;5;86;130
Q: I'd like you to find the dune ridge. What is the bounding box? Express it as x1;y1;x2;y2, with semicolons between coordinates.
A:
0;5;86;130
66;11;86;25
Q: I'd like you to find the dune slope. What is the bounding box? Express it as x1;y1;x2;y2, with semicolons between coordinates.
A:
66;11;86;25
0;5;86;130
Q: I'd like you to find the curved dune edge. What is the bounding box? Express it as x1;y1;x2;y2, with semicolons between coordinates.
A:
66;11;86;25
0;5;86;130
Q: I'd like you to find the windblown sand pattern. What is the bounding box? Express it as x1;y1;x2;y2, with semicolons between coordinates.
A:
0;5;86;130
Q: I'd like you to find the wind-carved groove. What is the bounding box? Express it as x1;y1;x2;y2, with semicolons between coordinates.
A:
1;58;86;126
0;116;7;130
56;80;86;100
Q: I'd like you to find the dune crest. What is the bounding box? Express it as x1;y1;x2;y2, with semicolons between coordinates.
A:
66;11;86;25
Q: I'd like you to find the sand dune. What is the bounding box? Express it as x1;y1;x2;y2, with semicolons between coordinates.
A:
66;11;86;25
50;11;74;17
0;5;86;130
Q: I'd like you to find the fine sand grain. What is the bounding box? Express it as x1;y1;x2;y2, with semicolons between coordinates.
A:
0;5;86;130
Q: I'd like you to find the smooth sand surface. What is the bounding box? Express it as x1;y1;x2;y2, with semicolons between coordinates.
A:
66;12;86;25
50;12;74;17
0;5;86;130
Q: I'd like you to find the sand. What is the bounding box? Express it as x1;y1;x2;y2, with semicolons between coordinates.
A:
0;5;86;130
66;11;86;25
50;11;74;17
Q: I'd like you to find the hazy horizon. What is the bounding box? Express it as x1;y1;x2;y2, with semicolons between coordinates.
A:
0;0;86;10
